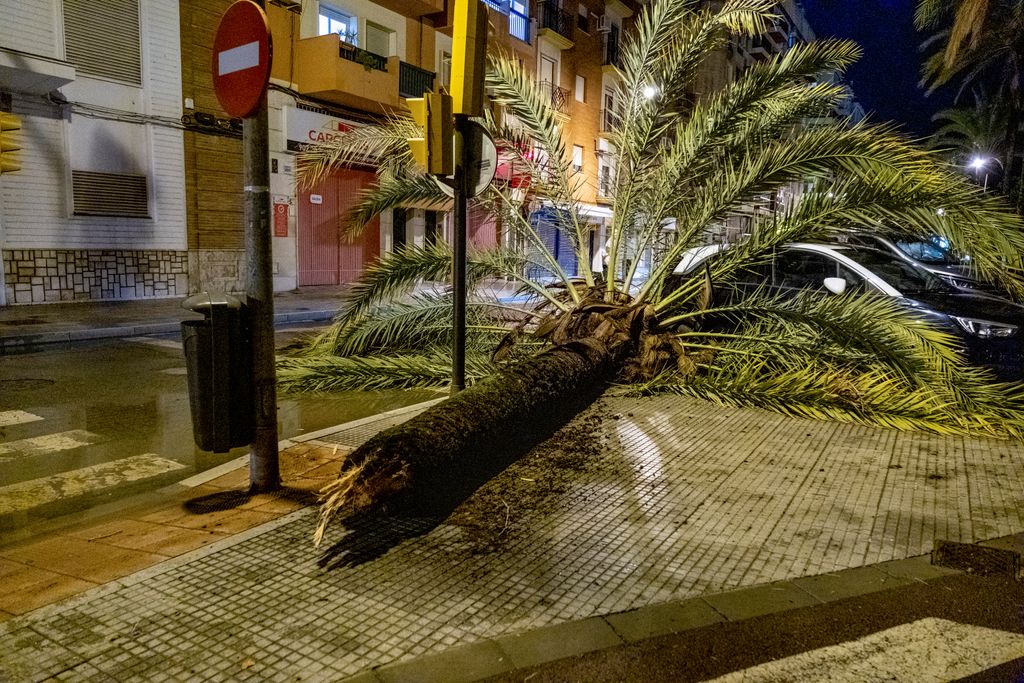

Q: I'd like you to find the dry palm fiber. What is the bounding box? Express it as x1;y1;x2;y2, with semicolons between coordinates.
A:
314;337;621;545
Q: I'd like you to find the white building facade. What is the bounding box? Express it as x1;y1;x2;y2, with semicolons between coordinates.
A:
0;0;186;305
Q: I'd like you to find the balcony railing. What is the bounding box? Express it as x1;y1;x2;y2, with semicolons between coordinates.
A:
398;62;435;99
339;42;388;72
603;25;622;68
541;81;571;114
509;7;530;43
539;1;574;42
600;108;621;132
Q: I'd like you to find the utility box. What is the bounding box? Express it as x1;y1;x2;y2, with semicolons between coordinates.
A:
181;292;254;453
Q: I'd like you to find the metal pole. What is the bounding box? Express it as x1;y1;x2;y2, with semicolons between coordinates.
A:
451;113;469;395
243;81;280;491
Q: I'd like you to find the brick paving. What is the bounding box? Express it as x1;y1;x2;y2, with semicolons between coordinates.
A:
1;394;1023;681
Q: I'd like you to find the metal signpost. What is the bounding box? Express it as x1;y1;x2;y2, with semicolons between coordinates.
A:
213;0;279;491
406;0;489;394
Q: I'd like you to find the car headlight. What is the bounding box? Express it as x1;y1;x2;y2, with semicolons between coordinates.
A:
943;276;987;291
951;316;1019;338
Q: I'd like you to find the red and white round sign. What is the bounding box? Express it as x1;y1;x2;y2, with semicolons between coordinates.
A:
212;0;272;119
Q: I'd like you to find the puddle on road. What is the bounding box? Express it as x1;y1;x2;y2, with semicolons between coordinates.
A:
0;381;437;543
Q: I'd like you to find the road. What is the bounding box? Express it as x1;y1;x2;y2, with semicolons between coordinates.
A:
0;324;435;542
486;571;1024;682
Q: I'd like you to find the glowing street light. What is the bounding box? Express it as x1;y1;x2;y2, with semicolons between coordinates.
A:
968;155;998;191
642;84;659;99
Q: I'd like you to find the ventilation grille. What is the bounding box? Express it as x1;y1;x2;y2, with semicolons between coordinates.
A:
72;171;150;218
64;0;142;85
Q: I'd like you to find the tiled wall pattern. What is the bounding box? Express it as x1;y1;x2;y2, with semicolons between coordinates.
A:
3;250;188;304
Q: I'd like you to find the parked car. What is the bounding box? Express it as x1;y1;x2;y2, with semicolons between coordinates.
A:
672;242;1024;380
835;232;1001;295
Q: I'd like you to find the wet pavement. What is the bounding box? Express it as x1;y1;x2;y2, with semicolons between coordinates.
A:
0;322;437;543
3;393;1024;680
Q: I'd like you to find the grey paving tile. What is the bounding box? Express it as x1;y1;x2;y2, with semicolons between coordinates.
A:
495;617;622;668
605;599;725;642
794;566;914;602
376;640;511;683
703;581;821;621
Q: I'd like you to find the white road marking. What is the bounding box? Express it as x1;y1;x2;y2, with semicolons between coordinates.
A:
704;618;1024;682
126;336;183;350
0;429;102;461
0;454;187;516
160;367;189;375
0;410;44;428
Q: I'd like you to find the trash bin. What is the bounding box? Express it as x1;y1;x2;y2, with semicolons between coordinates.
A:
181;292;254;453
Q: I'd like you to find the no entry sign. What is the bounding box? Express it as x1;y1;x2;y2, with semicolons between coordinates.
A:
212;0;272;118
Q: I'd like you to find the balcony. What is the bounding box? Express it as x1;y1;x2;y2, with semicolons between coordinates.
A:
295;34;401;111
538;1;575;49
540;81;571;115
599;108;621;136
399;62;435;99
602;25;622;75
371;0;444;17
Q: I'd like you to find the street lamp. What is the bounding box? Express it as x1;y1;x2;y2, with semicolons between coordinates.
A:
969;156;995;191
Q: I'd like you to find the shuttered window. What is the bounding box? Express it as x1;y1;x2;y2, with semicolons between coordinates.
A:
72;171;150;218
63;0;142;86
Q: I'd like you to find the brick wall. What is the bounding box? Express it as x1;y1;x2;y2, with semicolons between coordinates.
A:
2;249;188;304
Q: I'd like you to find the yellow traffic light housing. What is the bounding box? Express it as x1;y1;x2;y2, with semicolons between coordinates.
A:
451;0;487;117
0;113;21;175
405;92;453;176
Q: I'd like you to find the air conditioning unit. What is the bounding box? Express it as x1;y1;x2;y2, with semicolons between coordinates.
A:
595;14;611;32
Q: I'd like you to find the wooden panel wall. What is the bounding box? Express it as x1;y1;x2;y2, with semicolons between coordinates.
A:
180;0;244;250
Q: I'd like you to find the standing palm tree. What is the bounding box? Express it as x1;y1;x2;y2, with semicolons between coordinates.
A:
917;0;1024;193
288;0;1024;541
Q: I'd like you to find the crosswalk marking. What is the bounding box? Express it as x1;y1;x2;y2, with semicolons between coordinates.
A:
0;410;44;428
704;618;1024;682
125;336;183;350
0;454;187;516
0;429;101;461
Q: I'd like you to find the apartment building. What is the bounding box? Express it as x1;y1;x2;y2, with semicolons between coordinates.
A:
0;0;187;305
0;0;848;304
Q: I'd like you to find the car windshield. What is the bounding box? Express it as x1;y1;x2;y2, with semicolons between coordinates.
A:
894;240;959;266
840;247;949;295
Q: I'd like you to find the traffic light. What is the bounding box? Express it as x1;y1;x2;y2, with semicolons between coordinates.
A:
0;113;21;175
451;0;487;117
405;92;453;175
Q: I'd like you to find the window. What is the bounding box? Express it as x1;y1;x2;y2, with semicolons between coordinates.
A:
63;0;141;85
575;75;586;102
572;145;583;172
319;6;356;43
365;21;394;57
577;4;589;32
775;251;834;290
440;51;452;89
393;208;407;249
599;162;613;196
510;0;530;42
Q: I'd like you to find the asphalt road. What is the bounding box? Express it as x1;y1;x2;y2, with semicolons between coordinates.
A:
484;572;1024;682
0;324;435;539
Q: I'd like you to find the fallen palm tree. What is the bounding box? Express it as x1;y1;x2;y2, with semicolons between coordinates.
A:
286;0;1024;545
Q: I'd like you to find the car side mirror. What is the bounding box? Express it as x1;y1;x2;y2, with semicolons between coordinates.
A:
823;277;847;295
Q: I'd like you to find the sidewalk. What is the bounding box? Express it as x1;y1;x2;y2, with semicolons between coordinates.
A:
2;393;1024;681
0;285;349;351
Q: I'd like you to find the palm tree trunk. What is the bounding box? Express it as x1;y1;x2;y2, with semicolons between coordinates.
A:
314;336;626;540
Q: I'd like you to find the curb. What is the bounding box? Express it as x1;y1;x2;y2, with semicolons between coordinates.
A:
0;309;337;351
344;554;968;683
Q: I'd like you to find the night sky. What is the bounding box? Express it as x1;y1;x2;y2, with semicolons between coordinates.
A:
800;0;956;138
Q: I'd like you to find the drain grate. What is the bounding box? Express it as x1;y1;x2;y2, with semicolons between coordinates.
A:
932;539;1020;578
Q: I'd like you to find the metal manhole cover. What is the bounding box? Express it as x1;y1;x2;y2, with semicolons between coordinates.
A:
0;378;57;391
